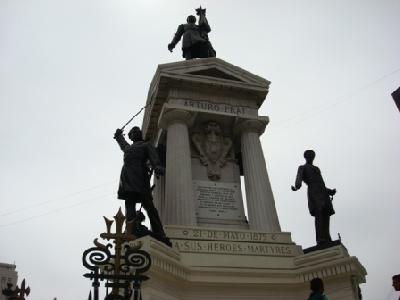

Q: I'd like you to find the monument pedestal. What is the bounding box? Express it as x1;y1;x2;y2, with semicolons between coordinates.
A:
139;58;366;299
134;226;365;300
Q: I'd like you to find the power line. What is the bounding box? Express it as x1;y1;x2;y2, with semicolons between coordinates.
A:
272;66;400;132
0;192;113;228
0;181;116;217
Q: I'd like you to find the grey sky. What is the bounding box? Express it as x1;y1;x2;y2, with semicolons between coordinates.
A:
1;0;399;299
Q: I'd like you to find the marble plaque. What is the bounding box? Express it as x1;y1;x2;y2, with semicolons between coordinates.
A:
193;180;245;220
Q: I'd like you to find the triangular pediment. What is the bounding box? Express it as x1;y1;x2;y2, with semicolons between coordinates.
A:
155;57;270;88
188;67;244;82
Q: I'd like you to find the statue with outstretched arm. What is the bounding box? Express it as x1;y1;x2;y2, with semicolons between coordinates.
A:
291;150;336;246
114;126;170;245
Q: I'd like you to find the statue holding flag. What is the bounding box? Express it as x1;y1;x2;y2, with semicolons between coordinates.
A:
168;7;216;60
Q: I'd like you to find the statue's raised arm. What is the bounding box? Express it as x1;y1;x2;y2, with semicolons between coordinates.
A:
196;6;211;33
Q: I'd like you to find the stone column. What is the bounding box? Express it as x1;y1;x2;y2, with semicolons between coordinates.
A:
152;176;165;223
159;108;196;226
235;118;281;232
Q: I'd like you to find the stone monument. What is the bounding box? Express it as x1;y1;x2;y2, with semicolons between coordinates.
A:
128;58;366;300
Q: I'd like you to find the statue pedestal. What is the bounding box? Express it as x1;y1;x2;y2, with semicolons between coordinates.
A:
139;58;366;300
134;226;365;300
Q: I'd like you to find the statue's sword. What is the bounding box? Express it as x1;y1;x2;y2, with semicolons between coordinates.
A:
120;103;150;131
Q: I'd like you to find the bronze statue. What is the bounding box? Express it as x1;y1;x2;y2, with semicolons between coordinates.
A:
168;7;216;60
114;126;169;244
291;150;336;246
392;86;400;112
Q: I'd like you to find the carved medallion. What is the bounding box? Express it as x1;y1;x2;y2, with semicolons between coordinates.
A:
192;121;232;181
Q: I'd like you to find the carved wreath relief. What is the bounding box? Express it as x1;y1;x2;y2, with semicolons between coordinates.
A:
192;121;232;181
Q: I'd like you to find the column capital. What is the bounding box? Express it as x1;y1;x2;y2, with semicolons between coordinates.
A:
234;117;269;136
158;107;193;129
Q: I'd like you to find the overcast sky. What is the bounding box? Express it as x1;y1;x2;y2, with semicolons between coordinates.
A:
1;0;399;299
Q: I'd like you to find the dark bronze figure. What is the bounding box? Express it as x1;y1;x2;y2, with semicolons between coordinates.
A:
291;150;336;246
114;126;168;243
392;86;400;112
168;7;216;60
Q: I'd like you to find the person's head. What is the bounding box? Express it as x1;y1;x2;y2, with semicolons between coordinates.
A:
393;274;400;291
187;15;196;24
128;126;143;142
310;277;324;293
304;149;316;164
